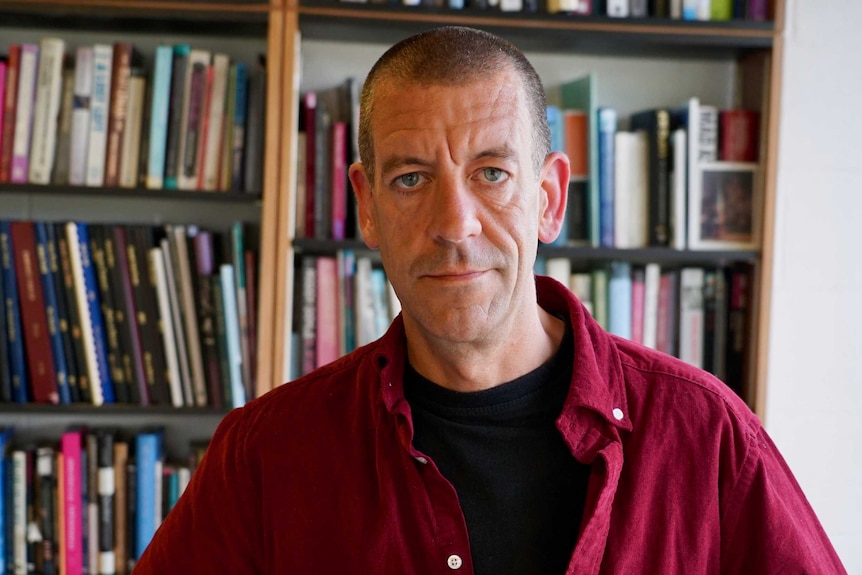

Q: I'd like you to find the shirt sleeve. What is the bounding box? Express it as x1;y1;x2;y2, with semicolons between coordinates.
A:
133;407;263;574
720;423;847;574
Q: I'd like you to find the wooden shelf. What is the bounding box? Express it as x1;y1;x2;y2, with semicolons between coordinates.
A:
0;183;262;204
298;1;775;57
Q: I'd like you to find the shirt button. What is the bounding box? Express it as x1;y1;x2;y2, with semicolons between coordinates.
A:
415;456;428;464
612;408;624;421
447;555;463;570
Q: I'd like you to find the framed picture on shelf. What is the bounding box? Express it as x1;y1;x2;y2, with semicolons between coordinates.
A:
688;161;760;250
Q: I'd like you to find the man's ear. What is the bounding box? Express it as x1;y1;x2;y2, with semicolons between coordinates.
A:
537;151;570;244
348;162;379;249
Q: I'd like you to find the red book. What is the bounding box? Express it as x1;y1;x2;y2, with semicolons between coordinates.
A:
11;220;59;403
0;45;21;182
719;109;759;162
104;42;134;188
630;267;645;345
315;256;339;369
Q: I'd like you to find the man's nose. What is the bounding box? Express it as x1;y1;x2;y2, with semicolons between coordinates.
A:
428;177;482;244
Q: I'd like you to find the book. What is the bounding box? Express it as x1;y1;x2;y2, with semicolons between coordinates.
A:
679;267;705;368
631;108;672;246
719;109;759;162
608;261;632;340
35;445;58;574
119;66;147;188
28;37;65;185
177;49;211;190
61;428;84;575
66;222;114;405
231;222;252;400
51;57;76;186
45;221;81;403
161;235;194;406
97;430;115;575
145;45;174;190
112;441;129;575
34;221;72;404
607;0;629;16
631;266;645;345
210;274;233;406
200;54;229;191
69;46;93;186
597;108;616;247
315;256;339;369
148;245;184;408
191;229;223;409
229;62;248;192
163;44;190;190
613;131;649;249
134;430;164;560
85;44;113;187
0;222;29;403
670;127;688;250
0;46;21;183
11;220;59;404
220;263;246;408
0;428;14;570
112;226;149;405
591;267;609;331
642;263;661;350
11;449;27;574
104;42;137;188
243;56;266;195
656;270;679;357
0;230;12;402
563;109;589;245
10;43;39;184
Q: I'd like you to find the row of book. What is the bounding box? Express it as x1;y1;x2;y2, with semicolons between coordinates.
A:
290;252;400;380
336;0;772;20
0;426;201;575
0;37;265;194
549;75;761;251
540;257;753;396
0;220;258;410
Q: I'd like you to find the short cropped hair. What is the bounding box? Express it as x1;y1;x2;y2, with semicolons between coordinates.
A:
357;26;551;183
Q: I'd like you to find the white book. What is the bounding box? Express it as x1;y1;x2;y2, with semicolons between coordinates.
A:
670;0;683;18
119;71;146;188
614;131;649;248
148;246;184;408
500;0;522;11
170;226;207;407
28;37;65;184
69;46;94;185
201;53;230;191
160;237;193;406
177;49;211;190
607;0;629;17
545;257;572;289
12;450;26;575
679;267;705;368
698;104;718;162
85;44;113;187
220;263;246;408
642;263;661;349
10;44;38;184
671;128;688;250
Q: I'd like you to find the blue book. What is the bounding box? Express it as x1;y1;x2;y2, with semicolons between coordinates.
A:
146;45;175;190
597;108;617;248
230;62;249;191
135;429;164;559
608;261;633;340
34;222;72;404
220;264;246;408
70;223;114;404
0;222;28;403
0;427;13;575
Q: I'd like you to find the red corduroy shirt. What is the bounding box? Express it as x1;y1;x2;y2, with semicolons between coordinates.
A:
135;275;846;574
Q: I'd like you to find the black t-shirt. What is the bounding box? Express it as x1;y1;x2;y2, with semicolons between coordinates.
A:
404;327;591;575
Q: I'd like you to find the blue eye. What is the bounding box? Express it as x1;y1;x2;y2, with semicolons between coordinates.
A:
482;168;507;183
395;173;424;189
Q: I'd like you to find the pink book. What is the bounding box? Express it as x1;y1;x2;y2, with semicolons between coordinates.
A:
656;272;673;355
331;121;348;240
61;429;84;575
630;268;645;345
10;43;38;183
0;61;6;152
315;256;340;368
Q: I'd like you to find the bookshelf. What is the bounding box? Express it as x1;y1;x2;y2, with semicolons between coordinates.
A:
273;0;786;419
0;0;287;445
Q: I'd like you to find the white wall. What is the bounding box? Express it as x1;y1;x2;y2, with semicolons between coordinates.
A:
766;0;862;570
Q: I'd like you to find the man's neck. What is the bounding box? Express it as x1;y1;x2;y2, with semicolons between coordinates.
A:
404;306;566;393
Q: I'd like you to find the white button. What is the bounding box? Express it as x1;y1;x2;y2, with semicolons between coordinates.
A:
415;456;428;464
612;408;624;421
447;554;463;570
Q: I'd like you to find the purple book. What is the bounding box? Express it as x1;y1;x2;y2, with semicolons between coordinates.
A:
747;0;768;21
10;43;38;183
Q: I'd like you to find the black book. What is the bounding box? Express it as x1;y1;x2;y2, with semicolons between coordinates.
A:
35;445;57;575
0;250;12;402
97;430;116;574
630;108;672;247
45;223;81;404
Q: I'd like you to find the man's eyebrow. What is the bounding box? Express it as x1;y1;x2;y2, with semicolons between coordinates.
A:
472;146;517;162
380;156;432;177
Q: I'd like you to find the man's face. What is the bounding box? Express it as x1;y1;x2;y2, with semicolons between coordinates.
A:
350;70;564;348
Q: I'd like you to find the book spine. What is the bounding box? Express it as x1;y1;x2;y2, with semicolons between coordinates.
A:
145;46;174;190
642;262;661;350
28;38;65;185
230;62;248;192
85;44;113;187
11;450;27;575
51;60;76;186
608;261;632;340
0;220;12;402
54;223;91;404
35;221;72;404
597;108;616;248
11;221;59;404
178;51;210;190
104;227;141;405
231;223;252;399
97;432;115;575
679;267;705;368
61;431;83;575
45;221;81;403
200;54;229;191
160;237;193;406
10;44;39;184
330;121;348;240
119;68;145;188
315;256;339;369
69;47;93;186
112;442;128;575
607;0;629;15
147;246;183;408
244;248;258;390
219;264;246;408
671;128;687;250
163;45;189;190
104;43;133;189
171;226;207;406
134;432;161;560
747;0;768;20
192;231;223;409
210;274;233;407
34;446;56;575
0;46;21;183
719;109;759;162
112;227;149;405
0;222;29;403
302;92;317;236
630;267;645;344
0;61;6;182
243;60;265;195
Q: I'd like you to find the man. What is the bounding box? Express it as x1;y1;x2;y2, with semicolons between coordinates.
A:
136;27;846;573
